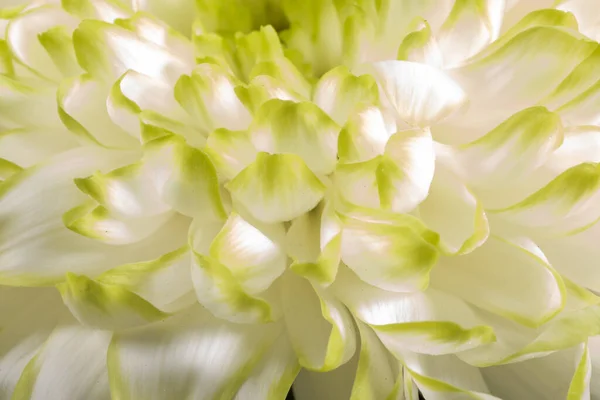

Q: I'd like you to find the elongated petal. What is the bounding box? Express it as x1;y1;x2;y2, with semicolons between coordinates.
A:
451;107;564;187
250;99;340;175
234;331;300;400
73;19;192;82
6;5;79;80
437;0;504;68
491;162;600;233
57;272;168;330
438;26;596;144
107;305;282;399
397;21;443;68
482;344;591;399
58;74;138;148
282;273;356;371
363;60;467;127
339;213;439;292
350;321;401;400
400;351;498;400
0;128;77;168
107;69;191;141
0;287;68;398
332;267;495;355
12;326;112;400
64;202;174;245
226;152;326;223
558;0;600;41
418;162;489;255
431;236;565;327
0;147;190;285
286;202;341;286
97;246;195;312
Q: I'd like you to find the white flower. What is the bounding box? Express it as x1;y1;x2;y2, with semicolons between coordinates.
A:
2;1;600;399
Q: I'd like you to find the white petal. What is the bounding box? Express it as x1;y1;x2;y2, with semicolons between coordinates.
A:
226;152;326;223
363;60;467;127
293;353;359;400
431;236;565;327
0;287;67;398
13;326;112;400
482;344;591;400
332;267;496;355
108;305;283;399
0;128;77;168
0;147;189;285
249;99;340;175
418;162;489;255
281;273;356;371
339;213;439;292
234;331;299;400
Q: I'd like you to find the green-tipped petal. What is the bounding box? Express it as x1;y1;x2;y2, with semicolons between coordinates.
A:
0;128;77;168
63;202;174;245
363;60;467;127
281;272;356;372
174;64;251;134
249;100;340;175
313;66;379;125
204;128;257;180
12;325;112;400
350;321;401;400
431;236;565;327
57;272;169;330
397;20;443;68
226;152;326;223
332;267;495;355
339;213;439;292
107;305;283;399
6;5;79;80
73;19;191;81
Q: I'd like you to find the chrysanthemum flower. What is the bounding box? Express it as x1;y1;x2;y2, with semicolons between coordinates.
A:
2;0;600;399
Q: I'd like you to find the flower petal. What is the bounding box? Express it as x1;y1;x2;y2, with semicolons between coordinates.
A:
0;128;77;168
350;321;401;400
363;60;467;127
249;99;340;175
286;201;342;286
234;330;300;400
437;0;504;68
6;5;80;79
57;272;169;330
332;267;495;355
58;74;138;148
107;305;283;399
339;212;439;292
0;287;67;398
73;19;191;82
63;202;174;245
226;152;326;223
397;20;443;68
174;64;251;134
97;246;196;312
281;272;356;372
12;326;112;400
400;351;498;400
313;66;379;125
204;128;257;181
431;236;565;327
0;147;188;285
437;26;596;144
418;162;489;255
482;344;591;399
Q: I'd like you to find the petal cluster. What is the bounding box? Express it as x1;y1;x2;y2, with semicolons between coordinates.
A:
2;1;600;399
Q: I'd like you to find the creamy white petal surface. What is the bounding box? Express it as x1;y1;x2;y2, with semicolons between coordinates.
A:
4;1;600;399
